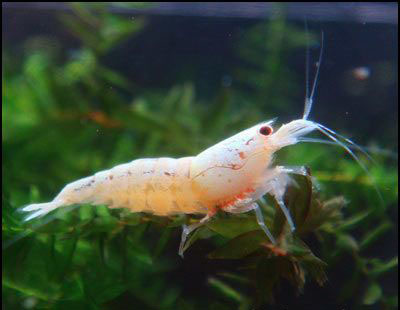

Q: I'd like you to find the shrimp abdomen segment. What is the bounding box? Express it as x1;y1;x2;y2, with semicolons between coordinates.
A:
88;157;207;215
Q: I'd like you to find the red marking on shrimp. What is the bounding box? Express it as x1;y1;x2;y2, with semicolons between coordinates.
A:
239;152;246;159
245;138;254;145
220;187;255;210
229;163;241;170
191;163;245;179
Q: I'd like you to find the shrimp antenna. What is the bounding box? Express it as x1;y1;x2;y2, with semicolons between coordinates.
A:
314;122;385;206
303;30;324;120
304;19;310;116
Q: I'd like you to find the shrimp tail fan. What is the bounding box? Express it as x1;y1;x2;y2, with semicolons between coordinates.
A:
21;200;64;221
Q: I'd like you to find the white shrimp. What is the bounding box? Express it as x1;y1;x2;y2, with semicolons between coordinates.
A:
22;33;372;257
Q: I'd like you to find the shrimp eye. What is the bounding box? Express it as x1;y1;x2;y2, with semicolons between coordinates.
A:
259;125;273;136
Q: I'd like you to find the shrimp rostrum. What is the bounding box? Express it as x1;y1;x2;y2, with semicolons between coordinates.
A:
22;40;370;257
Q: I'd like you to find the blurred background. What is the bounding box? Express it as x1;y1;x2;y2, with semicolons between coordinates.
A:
3;3;398;310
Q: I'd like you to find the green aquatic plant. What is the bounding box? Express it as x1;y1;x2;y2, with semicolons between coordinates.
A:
3;3;397;310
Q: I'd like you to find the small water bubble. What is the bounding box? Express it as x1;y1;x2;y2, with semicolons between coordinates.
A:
352;67;370;80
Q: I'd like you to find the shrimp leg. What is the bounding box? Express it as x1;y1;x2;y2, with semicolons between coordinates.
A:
277;165;309;177
179;212;213;258
269;165;310;232
225;202;276;244
253;202;276;244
